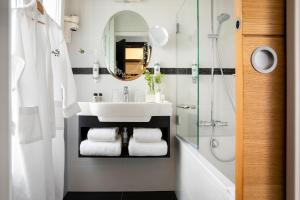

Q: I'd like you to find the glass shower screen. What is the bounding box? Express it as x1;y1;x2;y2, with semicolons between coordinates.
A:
176;0;199;147
176;0;236;183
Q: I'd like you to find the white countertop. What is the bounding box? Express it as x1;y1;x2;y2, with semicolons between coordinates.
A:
77;101;173;122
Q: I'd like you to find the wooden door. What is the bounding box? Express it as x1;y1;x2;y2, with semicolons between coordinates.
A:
236;0;286;199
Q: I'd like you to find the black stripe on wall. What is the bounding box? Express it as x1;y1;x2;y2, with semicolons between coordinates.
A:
72;68;235;75
199;68;235;75
72;68;110;74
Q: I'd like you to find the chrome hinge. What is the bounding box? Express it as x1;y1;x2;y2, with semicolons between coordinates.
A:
175;115;180;125
176;23;180;34
176;104;196;110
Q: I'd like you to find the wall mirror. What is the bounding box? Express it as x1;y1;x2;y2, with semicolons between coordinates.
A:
102;11;152;81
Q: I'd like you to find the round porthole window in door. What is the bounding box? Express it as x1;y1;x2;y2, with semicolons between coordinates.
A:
251;46;278;74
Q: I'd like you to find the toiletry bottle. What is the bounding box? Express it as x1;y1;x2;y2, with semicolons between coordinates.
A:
97;93;103;102
93;93;98;102
154;63;162;103
123;86;129;102
123;127;128;147
191;62;198;84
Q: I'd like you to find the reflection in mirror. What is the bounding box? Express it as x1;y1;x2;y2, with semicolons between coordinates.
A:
102;11;152;81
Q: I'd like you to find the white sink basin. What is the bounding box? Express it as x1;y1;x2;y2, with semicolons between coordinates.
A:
78;101;172;122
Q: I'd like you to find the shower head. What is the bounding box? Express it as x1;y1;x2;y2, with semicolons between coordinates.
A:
217;13;230;24
216;13;230;35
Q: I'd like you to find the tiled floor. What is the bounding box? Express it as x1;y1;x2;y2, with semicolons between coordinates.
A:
64;192;177;200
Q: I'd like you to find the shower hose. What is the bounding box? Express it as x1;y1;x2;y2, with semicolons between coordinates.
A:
209;37;236;163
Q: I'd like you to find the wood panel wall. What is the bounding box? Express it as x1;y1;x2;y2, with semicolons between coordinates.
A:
236;0;286;199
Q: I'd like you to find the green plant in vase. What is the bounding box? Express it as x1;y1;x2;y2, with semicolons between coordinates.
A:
154;72;164;93
144;70;155;95
154;72;164;103
144;69;165;102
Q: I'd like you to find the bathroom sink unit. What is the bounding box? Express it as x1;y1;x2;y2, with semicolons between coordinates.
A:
78;101;172;122
77;101;172;158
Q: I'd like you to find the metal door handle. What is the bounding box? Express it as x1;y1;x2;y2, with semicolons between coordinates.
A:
176;104;196;109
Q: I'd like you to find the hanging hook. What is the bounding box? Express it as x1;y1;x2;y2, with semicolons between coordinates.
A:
36;0;45;15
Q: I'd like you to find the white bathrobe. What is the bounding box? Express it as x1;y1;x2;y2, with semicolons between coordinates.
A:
11;3;79;200
48;17;80;200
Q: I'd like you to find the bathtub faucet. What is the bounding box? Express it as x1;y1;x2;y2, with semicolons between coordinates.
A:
123;86;129;102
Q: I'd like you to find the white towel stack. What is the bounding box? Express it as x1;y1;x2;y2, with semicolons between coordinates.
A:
87;128;119;142
80;128;122;156
129;128;168;156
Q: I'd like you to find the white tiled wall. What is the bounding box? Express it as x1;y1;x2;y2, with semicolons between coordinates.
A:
65;0;181;191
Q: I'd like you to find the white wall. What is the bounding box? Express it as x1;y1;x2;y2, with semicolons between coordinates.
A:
64;0;180;192
0;0;10;199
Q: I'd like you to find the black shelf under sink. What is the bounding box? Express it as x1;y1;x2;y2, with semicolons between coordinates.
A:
78;116;171;158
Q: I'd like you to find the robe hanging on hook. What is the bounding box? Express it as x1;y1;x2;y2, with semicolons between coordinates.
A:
36;0;45;15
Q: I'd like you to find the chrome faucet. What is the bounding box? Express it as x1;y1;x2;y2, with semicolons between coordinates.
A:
123;86;129;102
198;120;229;127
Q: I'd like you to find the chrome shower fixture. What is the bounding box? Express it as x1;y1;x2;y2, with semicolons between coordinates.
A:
217;13;230;24
216;13;230;35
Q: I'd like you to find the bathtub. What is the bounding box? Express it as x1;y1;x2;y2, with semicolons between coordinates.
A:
198;135;235;182
176;136;235;200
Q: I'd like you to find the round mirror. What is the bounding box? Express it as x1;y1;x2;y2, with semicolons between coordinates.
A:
149;26;169;47
102;11;152;81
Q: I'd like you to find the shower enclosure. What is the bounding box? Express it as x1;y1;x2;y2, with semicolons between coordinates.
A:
176;0;236;183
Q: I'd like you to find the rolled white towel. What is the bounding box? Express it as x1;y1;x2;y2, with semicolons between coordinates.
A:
133;128;162;143
87;128;118;142
128;137;168;156
80;136;122;156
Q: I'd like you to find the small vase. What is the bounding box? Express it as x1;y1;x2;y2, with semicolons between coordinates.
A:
155;84;163;103
155;92;161;103
145;90;155;103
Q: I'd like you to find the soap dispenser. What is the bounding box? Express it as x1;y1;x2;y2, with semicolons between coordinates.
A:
153;63;162;103
93;62;100;82
191;60;198;84
154;63;161;75
93;49;100;82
